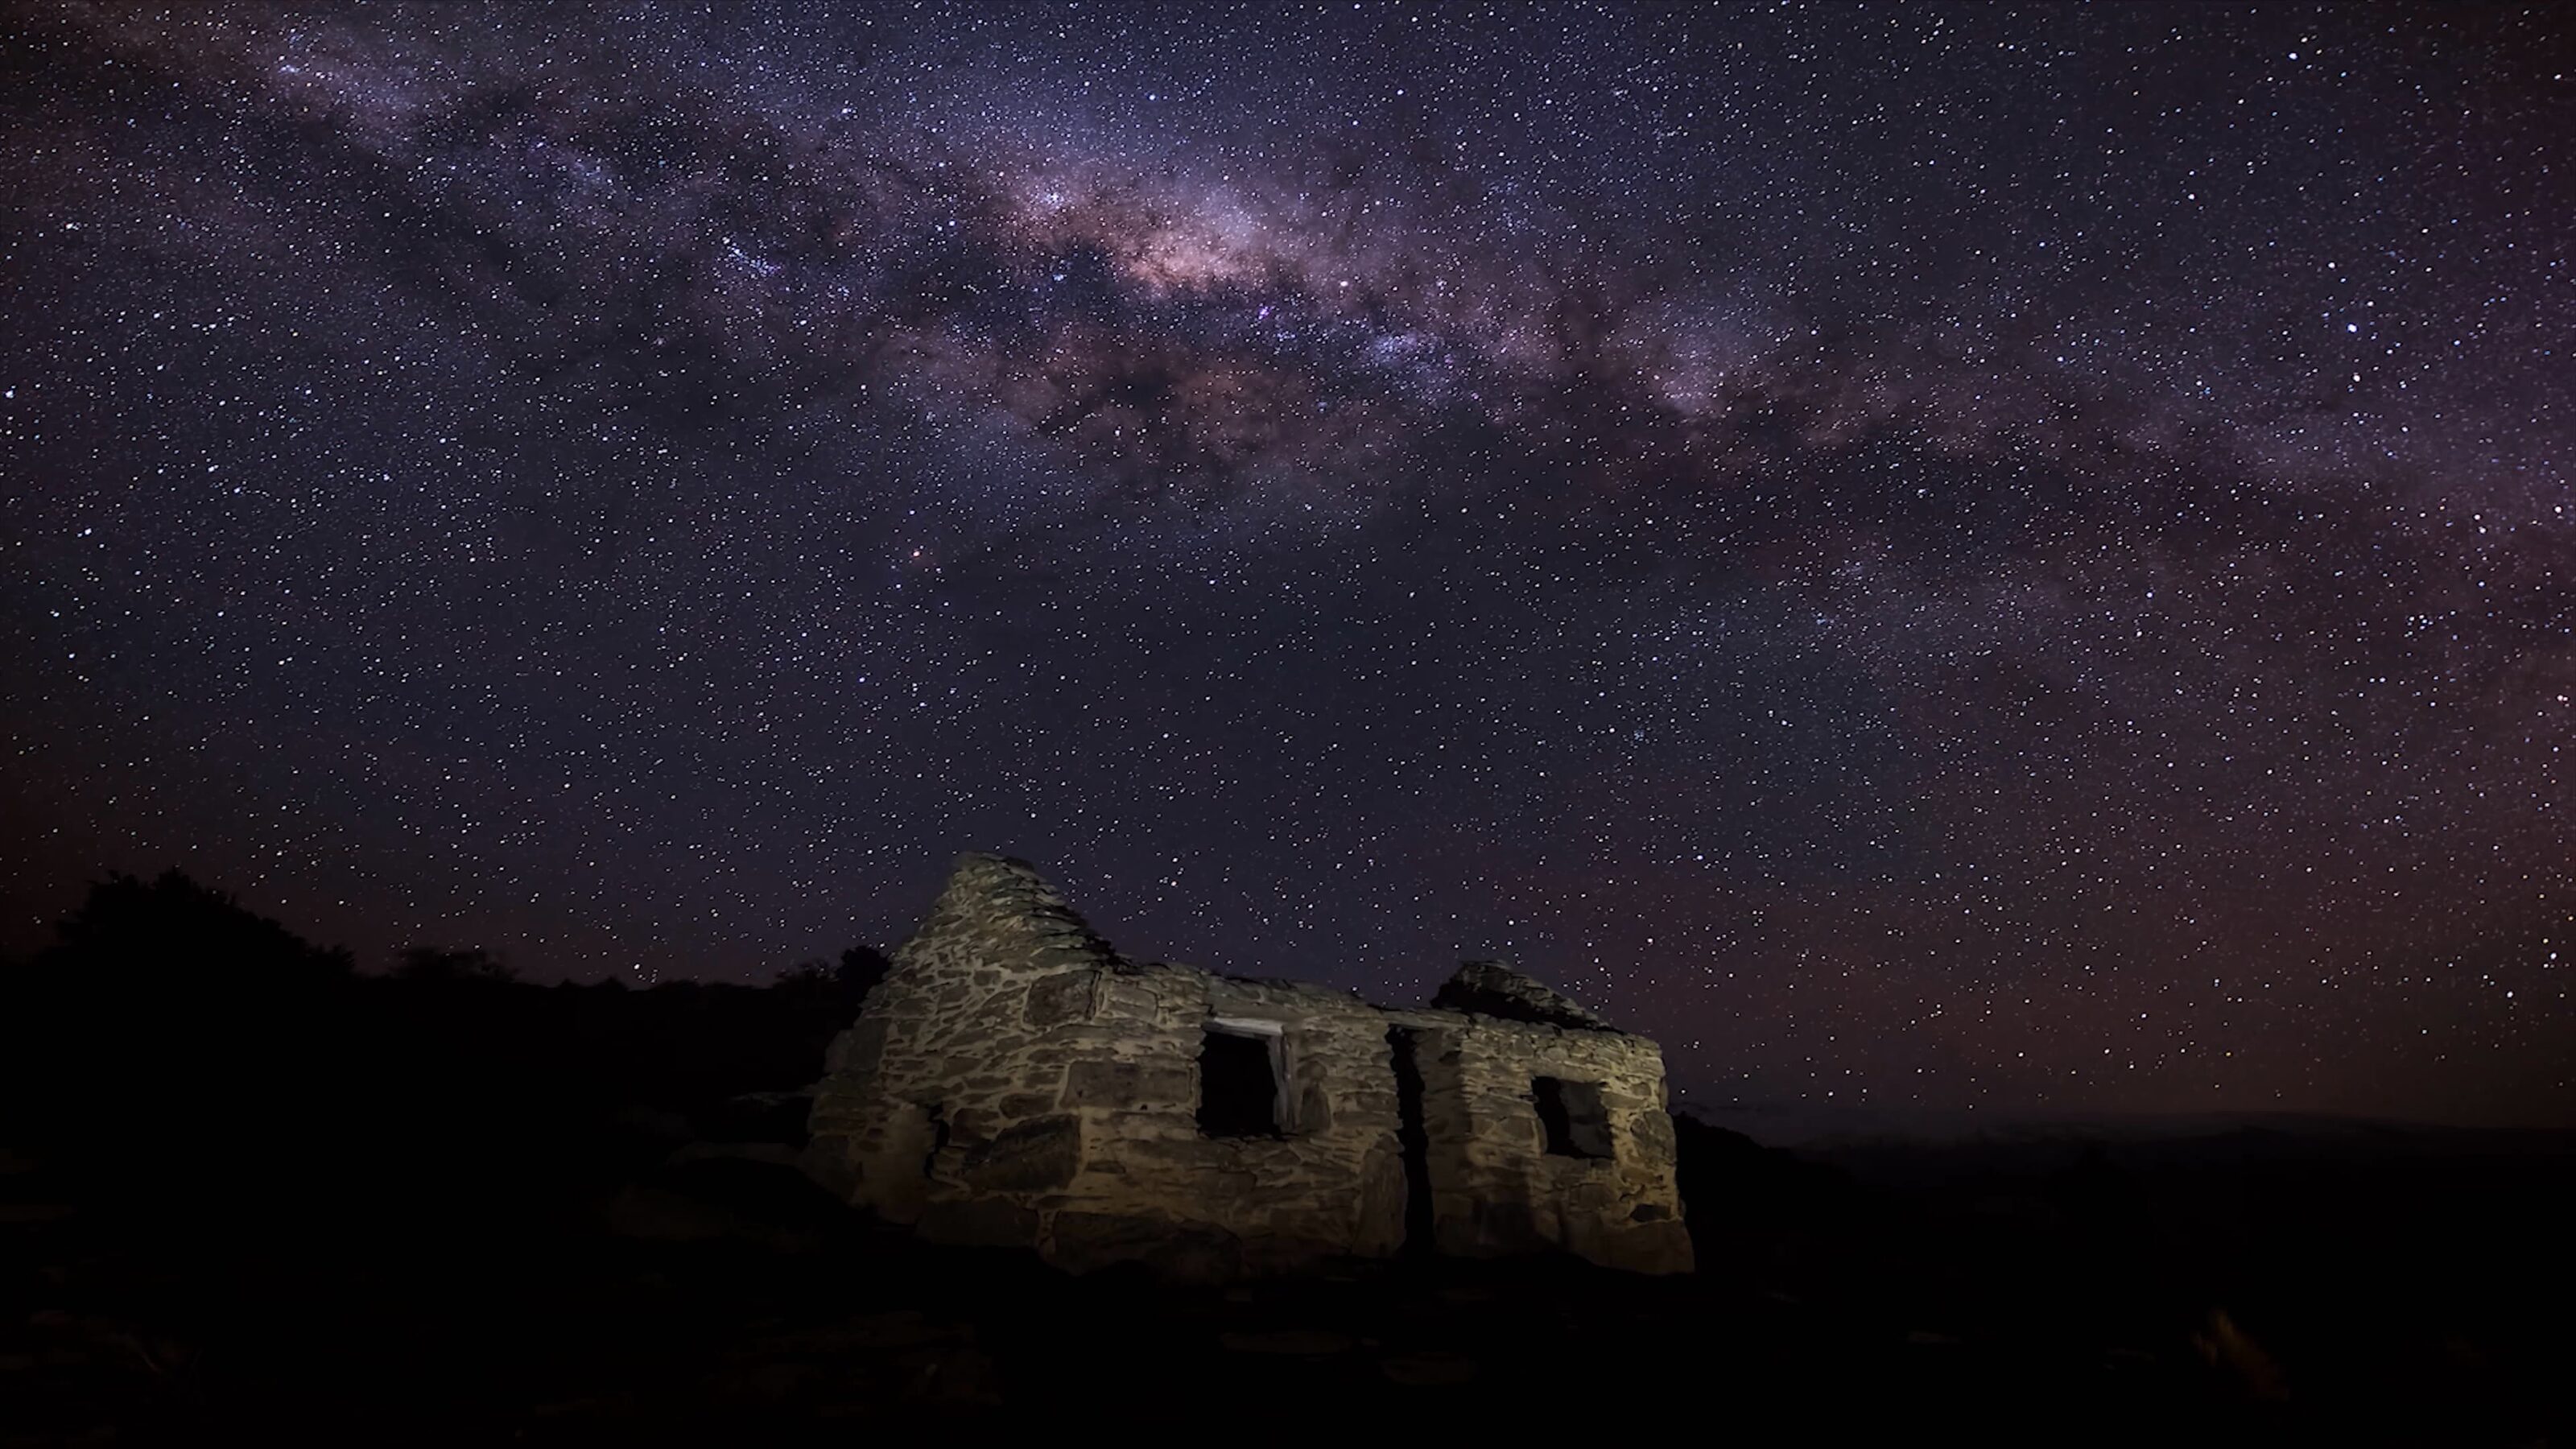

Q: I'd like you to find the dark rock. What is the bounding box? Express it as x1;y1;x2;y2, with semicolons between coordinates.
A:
915;1197;1038;1247
691;1090;813;1144
896;1344;1004;1405
1220;1329;1356;1355
1051;1210;1243;1282
1379;1351;1479;1385
753;1312;965;1353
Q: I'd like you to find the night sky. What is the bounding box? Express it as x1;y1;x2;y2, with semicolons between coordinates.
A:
2;2;2570;1126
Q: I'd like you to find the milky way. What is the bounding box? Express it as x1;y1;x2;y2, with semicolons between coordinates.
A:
2;2;2570;1125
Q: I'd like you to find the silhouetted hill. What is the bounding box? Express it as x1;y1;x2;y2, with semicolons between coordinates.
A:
0;870;874;1239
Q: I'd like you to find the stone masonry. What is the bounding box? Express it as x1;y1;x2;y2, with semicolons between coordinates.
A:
803;853;1694;1279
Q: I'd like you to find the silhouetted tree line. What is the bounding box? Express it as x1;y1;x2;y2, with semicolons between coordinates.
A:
0;869;889;1245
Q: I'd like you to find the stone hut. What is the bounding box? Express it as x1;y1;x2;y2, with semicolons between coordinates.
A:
803;853;1694;1279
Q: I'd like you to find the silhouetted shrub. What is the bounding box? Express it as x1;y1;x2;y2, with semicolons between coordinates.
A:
35;867;353;988
395;944;518;983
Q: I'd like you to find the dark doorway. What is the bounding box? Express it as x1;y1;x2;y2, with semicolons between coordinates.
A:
1197;1028;1281;1137
1388;1027;1436;1255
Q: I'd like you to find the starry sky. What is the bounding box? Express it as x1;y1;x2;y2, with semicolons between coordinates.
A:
2;2;2570;1126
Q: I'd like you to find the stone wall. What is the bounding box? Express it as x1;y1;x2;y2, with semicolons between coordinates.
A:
803;852;1120;1236
1034;969;1411;1278
805;852;1692;1279
1391;1012;1692;1274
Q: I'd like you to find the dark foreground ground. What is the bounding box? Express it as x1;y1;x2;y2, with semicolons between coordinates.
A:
3;873;2572;1443
7;1124;2573;1447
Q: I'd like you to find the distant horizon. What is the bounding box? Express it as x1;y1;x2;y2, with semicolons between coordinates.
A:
11;856;2572;1135
1678;1096;2576;1148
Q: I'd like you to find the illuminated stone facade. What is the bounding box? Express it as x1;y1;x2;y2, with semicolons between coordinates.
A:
803;853;1692;1279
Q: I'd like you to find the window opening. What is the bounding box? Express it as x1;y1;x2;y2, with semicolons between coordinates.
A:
1199;1026;1283;1137
1532;1076;1612;1159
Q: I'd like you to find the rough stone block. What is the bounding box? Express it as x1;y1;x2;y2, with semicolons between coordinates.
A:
1095;980;1166;1023
1627;1107;1677;1158
1295;1081;1336;1132
1022;970;1096;1027
1060;1059;1194;1110
826;1017;889;1077
957;1114;1082;1192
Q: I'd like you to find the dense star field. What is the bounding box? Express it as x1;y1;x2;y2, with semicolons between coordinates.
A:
1;2;2568;1125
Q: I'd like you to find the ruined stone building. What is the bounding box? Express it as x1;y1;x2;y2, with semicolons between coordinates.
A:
803;853;1694;1278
